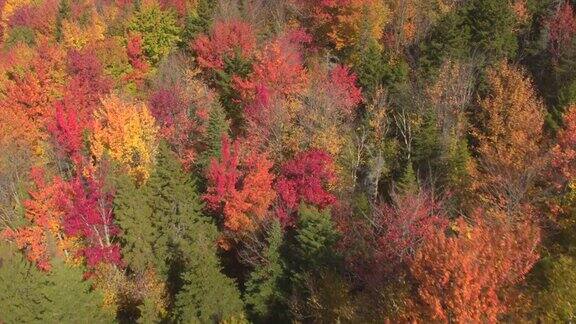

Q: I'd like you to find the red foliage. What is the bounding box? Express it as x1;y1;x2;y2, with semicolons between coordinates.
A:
375;190;448;267
48;50;111;165
50;101;84;165
126;33;150;87
204;136;276;233
8;4;35;28
548;1;576;59
149;86;202;170
551;105;576;190
275;149;337;225
61;169;122;268
192;19;256;70
327;65;363;116
409;211;540;322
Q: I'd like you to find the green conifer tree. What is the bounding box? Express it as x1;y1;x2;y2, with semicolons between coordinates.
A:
199;101;230;170
244;219;284;320
38;259;113;323
397;162;418;195
172;228;244;323
0;241;44;323
114;173;167;275
465;0;518;63
293;204;339;272
183;0;215;42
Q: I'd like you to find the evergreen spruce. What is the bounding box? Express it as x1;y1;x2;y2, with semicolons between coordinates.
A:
199;102;230;170
114;173;166;275
244;219;284;320
38;258;113;323
0;241;44;323
172;227;244;323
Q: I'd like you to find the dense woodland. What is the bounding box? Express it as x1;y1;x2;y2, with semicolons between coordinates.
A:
4;0;576;322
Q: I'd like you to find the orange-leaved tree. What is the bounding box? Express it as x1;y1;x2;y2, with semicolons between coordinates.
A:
2;168;76;271
410;210;540;322
204;136;276;235
472;61;545;212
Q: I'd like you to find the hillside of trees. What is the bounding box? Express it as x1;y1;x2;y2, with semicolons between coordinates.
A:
3;0;576;322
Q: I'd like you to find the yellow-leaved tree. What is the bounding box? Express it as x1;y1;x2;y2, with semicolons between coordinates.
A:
91;94;159;183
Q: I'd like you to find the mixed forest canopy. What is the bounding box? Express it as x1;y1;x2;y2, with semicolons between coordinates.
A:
2;0;576;322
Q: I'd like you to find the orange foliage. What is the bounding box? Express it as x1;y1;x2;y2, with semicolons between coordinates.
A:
0;43;67;158
204;137;276;234
410;210;540;322
2;168;75;271
472;61;545;210
298;0;388;50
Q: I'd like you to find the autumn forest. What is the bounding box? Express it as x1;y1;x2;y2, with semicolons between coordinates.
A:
2;0;576;322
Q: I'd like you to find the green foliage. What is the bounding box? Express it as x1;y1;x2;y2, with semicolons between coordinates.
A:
114;172;165;274
4;27;36;49
352;37;385;94
293;204;339;272
244;219;284;320
397;162;418;195
419;10;471;75
0;241;44;323
172;230;244;323
0;241;113;323
128;5;182;63
413;111;443;173
146;142;206;268
199;101;230;170
183;0;215;42
538;255;576;321
214;54;253;128
465;0;518;62
420;0;517;74
38;259;113;323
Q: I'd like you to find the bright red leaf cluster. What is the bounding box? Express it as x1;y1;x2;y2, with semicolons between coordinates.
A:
192;19;256;71
275;149;337;225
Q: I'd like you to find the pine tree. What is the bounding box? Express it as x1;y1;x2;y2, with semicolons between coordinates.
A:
199;101;230;170
419;10;471;75
143;143;244;322
397;162;418;195
353;37;385;95
114;172;166;275
413;111;443;176
38;258;114;323
465;0;518;63
293;204;339;272
146;142;206;267
244;219;284;320
183;0;215;42
0;241;44;323
172;225;244;323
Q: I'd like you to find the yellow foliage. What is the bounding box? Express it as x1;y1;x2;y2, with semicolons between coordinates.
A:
91;95;159;183
62;9;106;49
